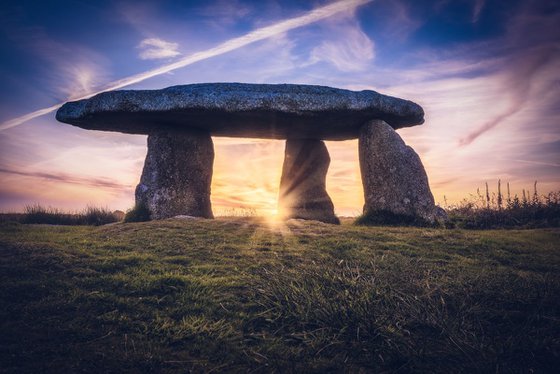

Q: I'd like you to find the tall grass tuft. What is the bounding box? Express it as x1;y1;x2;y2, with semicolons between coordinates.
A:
123;203;151;222
445;181;560;229
82;206;120;225
21;204;120;226
22;204;74;225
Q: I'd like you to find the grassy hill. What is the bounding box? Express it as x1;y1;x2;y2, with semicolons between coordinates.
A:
1;218;559;372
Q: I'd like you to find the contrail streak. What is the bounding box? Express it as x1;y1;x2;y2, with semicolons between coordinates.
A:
0;0;371;132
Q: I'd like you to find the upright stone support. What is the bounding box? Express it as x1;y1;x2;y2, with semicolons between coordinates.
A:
135;130;214;219
359;120;444;224
278;139;339;224
56;83;433;226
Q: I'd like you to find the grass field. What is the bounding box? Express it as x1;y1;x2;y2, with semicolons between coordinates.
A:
1;218;559;372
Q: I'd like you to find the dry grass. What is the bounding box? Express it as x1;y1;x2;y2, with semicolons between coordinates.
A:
2;204;122;226
445;182;560;229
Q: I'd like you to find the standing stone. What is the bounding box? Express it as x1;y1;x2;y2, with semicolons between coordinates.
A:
359;120;444;224
278;139;339;224
55;83;430;225
135;130;214;219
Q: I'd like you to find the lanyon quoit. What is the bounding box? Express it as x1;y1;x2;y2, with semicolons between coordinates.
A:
56;83;444;224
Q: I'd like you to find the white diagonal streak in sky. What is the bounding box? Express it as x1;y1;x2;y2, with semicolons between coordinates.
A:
0;0;372;132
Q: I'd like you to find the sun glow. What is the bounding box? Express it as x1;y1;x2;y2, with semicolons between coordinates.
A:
211;138;284;217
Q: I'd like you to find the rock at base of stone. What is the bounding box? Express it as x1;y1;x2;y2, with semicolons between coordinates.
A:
135;130;214;219
359;120;445;225
278;139;339;224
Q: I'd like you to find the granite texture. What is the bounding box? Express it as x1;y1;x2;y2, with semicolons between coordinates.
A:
56;83;424;140
135;130;214;219
359;120;445;224
278;139;339;224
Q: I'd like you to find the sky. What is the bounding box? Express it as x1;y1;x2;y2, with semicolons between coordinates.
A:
0;0;559;216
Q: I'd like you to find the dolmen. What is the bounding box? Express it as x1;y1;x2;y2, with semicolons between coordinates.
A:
56;83;444;225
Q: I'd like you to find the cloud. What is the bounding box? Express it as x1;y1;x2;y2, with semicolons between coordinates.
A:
377;0;423;40
501;159;560;168
138;37;181;60
308;13;375;72
67;65;97;95
197;0;252;27
457;102;520;147
58;60;111;100
352;3;560;201
0;0;372;132
471;0;485;23
458;42;559;145
214;32;299;83
0;24;111;102
378;1;560;149
29;35;112;100
430;177;461;189
116;1;157;32
0;167;132;190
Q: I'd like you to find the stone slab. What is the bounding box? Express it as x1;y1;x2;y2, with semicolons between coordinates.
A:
56;83;424;140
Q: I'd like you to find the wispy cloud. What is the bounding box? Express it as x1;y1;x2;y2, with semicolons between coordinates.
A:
0;167;132;190
500;159;560;168
116;1;158;32
138;37;181;60
0;24;110;102
0;0;372;132
471;0;485;23
32;36;111;100
378;0;423;41
61;62;110;100
308;13;375;72
458;45;558;146
197;0;252;27
430;177;461;189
